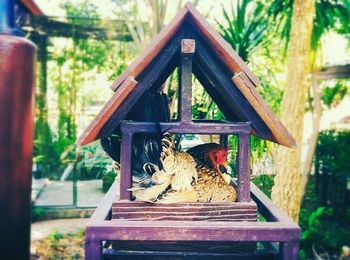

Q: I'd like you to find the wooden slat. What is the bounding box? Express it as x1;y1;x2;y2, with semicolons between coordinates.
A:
185;2;261;87
110;7;188;91
77;76;137;146
111;201;257;222
112;207;256;214
112;215;257;222
232;73;296;148
112;201;257;208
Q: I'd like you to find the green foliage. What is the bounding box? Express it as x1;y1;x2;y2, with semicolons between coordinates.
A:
32;207;44;222
252;175;274;197
102;171;117;193
299;206;335;257
300;207;331;242
34;229;85;259
217;0;269;62
49;230;65;241
267;0;350;53
192;79;225;120
299;131;350;257
316;130;350;207
76;142;114;180
321;80;349;108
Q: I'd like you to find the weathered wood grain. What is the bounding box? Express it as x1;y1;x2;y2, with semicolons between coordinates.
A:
232;73;296;148
77;76;137;146
111;201;257;222
110;7;188;92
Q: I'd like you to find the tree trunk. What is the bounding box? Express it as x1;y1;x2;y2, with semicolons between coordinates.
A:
300;76;322;196
271;0;316;222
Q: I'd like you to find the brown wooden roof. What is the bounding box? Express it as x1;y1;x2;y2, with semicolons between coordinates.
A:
20;0;43;15
78;2;295;148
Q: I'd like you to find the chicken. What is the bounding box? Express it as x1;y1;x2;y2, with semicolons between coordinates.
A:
130;133;237;203
187;143;232;184
158;139;237;203
129;133;197;202
128;163;172;202
161;133;198;191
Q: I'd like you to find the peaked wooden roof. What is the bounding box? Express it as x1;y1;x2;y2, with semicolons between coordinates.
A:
78;2;296;148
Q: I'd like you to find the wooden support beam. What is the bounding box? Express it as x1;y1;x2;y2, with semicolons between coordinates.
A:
237;133;250;202
120;121;251;135
119;132;133;200
179;39;195;122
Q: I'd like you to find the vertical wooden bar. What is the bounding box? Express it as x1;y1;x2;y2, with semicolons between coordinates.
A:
85;239;102;260
0;1;35;258
120;132;133;200
219;134;228;148
279;241;299;260
179;39;195;122
237;133;250;202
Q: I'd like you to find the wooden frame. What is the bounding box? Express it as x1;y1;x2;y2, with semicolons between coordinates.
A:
80;3;300;259
85;181;300;259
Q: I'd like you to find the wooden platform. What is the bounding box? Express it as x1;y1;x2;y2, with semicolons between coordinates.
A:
85;182;300;259
112;201;257;222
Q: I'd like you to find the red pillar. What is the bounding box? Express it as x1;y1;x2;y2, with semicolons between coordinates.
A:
0;34;36;259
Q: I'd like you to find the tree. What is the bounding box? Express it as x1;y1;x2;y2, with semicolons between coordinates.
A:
271;0;316;221
268;0;350;201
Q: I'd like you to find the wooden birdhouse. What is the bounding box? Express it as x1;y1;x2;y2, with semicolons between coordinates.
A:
79;3;300;259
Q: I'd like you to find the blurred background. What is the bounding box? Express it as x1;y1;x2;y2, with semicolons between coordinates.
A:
15;0;350;259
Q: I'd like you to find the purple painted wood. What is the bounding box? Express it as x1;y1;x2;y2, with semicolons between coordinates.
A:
251;182;292;223
86;181;118;259
119;132;133;200
112;201;256;208
85;240;101;260
179;39;195;122
237;133;250;202
111;201;257;222
120;121;251;134
85;181;300;259
279;241;300;260
87;221;299;242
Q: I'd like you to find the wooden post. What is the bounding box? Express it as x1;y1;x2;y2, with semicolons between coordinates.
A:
179;39;195;122
237;133;250;202
85;239;102;260
279;241;299;260
119;132;133;200
0;0;36;258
